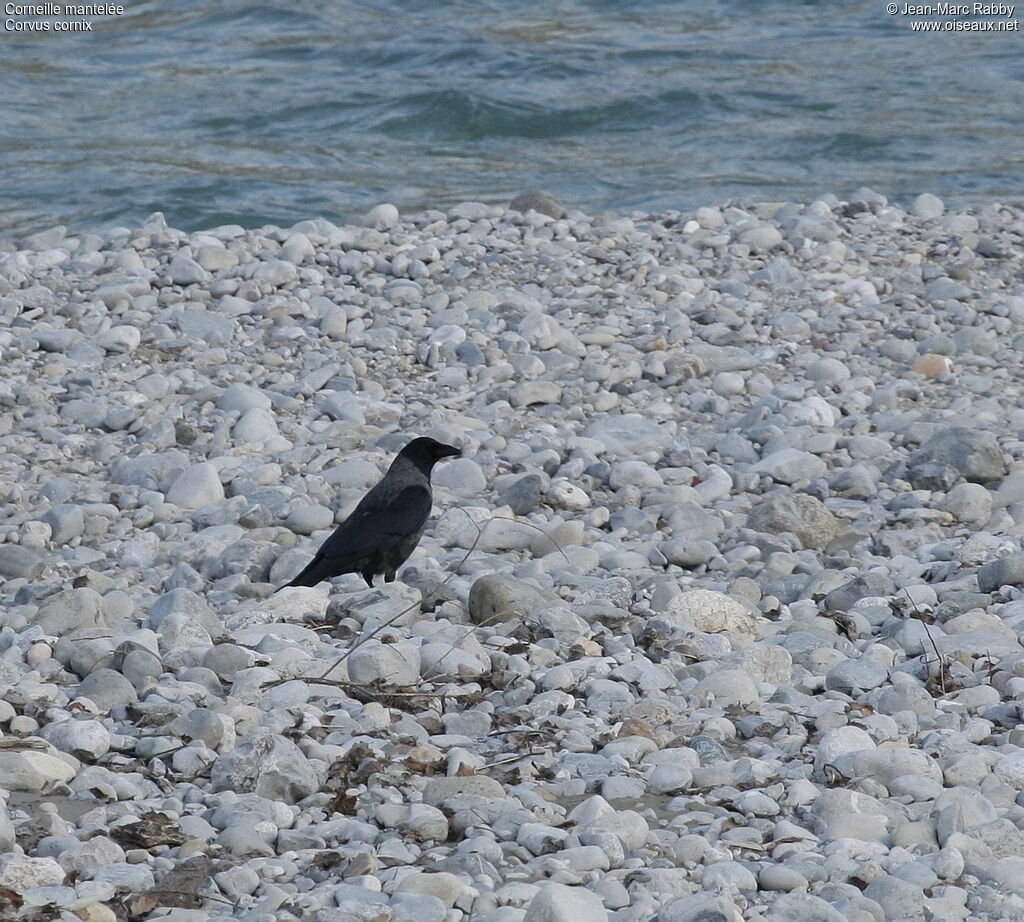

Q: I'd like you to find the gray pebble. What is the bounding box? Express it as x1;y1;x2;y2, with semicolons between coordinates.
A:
0;544;45;580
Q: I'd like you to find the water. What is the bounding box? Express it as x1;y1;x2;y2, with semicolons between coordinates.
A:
3;0;1023;237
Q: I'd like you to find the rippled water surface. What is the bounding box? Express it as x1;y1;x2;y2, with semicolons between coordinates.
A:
3;0;1023;236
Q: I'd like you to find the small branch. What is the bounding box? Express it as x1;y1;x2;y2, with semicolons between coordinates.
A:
422;607;516;677
262;509;571;690
478;749;545;771
136;889;238;908
903;588;945;695
308;508;490;682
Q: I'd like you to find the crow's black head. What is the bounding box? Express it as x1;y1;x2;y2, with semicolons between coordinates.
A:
399;436;461;470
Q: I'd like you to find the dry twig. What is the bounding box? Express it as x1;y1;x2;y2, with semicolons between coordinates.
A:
262;509;568;689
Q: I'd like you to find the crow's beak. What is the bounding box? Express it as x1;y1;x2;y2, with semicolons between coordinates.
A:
439;444;461;459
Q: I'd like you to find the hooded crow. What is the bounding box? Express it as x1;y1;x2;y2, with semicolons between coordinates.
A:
279;437;460;590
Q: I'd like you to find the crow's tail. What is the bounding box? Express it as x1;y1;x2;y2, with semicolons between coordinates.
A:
275;559;324;592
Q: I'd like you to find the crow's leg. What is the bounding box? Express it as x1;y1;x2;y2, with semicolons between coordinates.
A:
384;570;397;583
362;570;375;588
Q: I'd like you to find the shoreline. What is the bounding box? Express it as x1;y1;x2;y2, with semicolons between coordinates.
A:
5;186;1021;250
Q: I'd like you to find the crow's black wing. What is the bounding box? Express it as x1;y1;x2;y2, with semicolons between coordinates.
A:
284;481;433;587
319;481;433;562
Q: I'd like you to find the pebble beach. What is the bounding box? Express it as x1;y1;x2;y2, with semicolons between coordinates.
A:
2;188;1024;921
